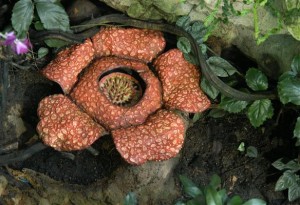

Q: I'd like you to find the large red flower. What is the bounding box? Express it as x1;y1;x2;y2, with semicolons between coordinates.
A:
37;27;211;165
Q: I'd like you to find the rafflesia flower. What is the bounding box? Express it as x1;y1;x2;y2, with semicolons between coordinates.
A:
37;27;211;165
0;31;32;54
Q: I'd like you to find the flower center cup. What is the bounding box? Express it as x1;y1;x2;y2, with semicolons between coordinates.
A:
98;71;143;107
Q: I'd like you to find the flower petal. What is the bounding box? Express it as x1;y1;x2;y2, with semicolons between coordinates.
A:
92;27;166;63
37;94;107;151
4;32;16;46
154;49;211;113
112;109;187;165
41;39;95;93
13;39;30;54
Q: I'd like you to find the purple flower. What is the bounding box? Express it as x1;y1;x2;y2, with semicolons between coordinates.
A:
12;38;32;54
4;32;16;46
0;31;32;54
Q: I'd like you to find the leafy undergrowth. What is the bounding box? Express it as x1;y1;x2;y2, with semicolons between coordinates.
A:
175;112;299;205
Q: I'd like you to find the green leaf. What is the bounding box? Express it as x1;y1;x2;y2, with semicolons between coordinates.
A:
279;71;296;81
11;0;34;35
285;159;300;171
206;186;222;205
207;57;238;77
242;198;266;205
275;171;297;191
183;53;198;65
37;47;49;58
209;174;221;189
247;99;274;127
35;0;70;31
34;21;44;30
278;77;300;105
288;183;300;201
192;113;202;123
201;77;220;99
199;44;207;54
294;117;300;146
187;194;206;205
192;21;205;33
191;21;206;43
227;195;243;205
272;158;285;171
208;109;226;118
176;16;191;30
291;55;300;74
124;192;137;205
219;96;249;113
272;159;300;172
245;68;268;91
237;142;245;152
245;146;258;158
218;189;227;202
177;37;191;54
179;175;203;198
44;39;70;48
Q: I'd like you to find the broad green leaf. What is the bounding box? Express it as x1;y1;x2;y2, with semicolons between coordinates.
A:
278;77;300;105
207;57;238;77
247;99;274;128
11;0;34;35
285;159;300;171
206;186;222;205
37;47;49;58
176;16;191;32
275;171;297;191
192;21;205;33
208;109;226;118
291;55;300;74
219;96;248;113
218;189;227;202
242;198;266;205
288;183;300;201
227;195;243;205
177;37;191;54
245;68;268;91
201;77;220;99
191;21;206;43
124;192;137;205
209;174;221;189
245;146;258;158
294;117;300;146
35;0;70;31
279;71;296;81
272;158;285;171
44;39;69;48
179;175;203;198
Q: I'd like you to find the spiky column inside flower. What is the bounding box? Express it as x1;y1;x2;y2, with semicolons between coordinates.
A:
70;57;162;130
99;72;142;107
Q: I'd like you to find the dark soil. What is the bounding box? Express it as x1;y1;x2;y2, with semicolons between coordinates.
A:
176;112;299;205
